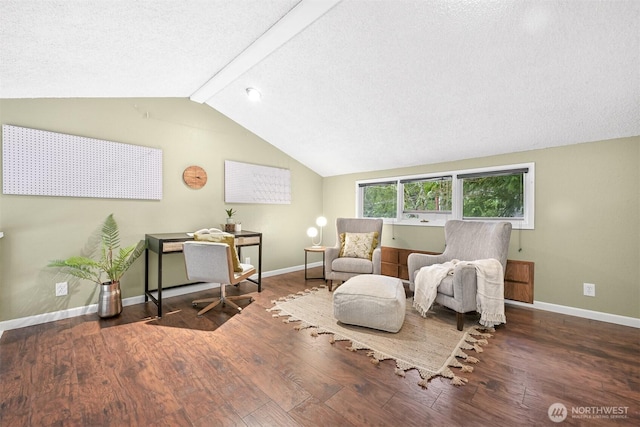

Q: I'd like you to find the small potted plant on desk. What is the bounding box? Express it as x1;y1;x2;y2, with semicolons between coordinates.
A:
224;208;237;232
48;214;145;318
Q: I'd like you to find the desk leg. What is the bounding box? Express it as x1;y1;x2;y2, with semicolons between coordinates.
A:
258;239;262;292
144;248;149;302
157;250;163;318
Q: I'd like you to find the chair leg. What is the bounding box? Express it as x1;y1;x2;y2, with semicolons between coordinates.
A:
193;284;253;316
197;299;223;316
327;280;333;291
192;297;216;305
223;298;241;312
225;295;253;312
456;312;464;331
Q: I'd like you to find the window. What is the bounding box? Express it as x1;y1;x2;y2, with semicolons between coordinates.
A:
360;181;397;219
460;169;527;220
402;176;452;213
356;163;534;229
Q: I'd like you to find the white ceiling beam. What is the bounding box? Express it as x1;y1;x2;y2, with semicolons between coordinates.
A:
190;0;342;104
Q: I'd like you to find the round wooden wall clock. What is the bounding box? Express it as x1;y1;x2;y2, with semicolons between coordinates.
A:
182;165;207;189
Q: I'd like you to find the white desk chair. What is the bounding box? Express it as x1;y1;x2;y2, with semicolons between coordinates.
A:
183;241;255;316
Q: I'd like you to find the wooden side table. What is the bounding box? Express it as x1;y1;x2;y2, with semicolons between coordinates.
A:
304;246;326;280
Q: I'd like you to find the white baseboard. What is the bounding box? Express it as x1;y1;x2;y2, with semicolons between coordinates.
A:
505;299;640;328
0;282;222;338
11;265;634;337
0;267;311;338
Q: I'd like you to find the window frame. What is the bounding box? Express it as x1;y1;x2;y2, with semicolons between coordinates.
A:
355;162;535;229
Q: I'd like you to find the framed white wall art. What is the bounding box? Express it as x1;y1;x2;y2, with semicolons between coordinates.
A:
2;125;162;200
224;160;291;204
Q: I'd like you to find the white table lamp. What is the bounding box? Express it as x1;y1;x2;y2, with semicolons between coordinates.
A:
307;216;327;247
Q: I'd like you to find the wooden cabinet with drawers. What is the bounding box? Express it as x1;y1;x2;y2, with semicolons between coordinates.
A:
381;246;534;303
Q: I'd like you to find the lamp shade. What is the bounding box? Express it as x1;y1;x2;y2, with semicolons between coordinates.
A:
315;216;327;227
307;227;318;238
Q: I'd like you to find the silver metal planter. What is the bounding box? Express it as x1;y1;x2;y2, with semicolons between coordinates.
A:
97;281;122;318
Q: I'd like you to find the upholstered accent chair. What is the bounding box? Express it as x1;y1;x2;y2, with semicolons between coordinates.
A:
325;217;383;291
408;220;512;330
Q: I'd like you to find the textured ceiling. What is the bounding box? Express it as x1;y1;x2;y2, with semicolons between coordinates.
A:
1;0;638;177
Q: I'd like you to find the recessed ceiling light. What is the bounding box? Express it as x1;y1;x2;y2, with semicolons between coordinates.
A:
246;87;262;101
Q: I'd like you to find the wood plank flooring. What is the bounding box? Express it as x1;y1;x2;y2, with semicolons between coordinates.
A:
1;267;638;426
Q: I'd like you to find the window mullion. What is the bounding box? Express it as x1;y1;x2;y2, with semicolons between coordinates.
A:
452;175;463;220
397;180;404;220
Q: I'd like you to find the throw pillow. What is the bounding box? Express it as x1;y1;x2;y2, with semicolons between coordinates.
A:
339;231;378;260
193;232;243;272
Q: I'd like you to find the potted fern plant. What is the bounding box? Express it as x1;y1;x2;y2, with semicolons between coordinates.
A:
48;214;145;318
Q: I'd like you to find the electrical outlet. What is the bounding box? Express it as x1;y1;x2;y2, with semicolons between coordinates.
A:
583;282;596;297
245;257;251;265
55;282;68;297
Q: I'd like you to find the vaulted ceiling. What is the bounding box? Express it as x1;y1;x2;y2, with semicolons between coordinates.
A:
1;1;638;177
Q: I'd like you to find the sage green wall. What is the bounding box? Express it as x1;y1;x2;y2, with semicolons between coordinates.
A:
0;98;323;322
322;138;640;319
1;98;637;322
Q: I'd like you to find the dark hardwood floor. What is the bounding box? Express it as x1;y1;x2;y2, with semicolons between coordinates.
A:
1;267;638;426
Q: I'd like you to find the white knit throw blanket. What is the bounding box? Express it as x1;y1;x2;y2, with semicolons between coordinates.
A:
413;259;506;328
413;262;455;317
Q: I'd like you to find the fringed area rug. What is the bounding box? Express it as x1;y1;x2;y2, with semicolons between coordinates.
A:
267;286;494;389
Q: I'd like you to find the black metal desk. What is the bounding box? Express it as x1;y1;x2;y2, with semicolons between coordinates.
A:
144;230;262;317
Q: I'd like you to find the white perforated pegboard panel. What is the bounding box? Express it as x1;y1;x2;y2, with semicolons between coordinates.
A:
225;160;290;204
2;125;162;200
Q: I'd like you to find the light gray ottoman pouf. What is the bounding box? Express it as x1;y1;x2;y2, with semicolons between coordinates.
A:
333;274;406;333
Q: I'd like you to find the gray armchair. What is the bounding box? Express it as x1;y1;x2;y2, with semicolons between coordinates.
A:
408;220;512;330
325;218;383;291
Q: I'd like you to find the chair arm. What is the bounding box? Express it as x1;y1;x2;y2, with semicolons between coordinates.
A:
324;246;340;277
407;252;449;285
372;247;382;274
452;263;478;312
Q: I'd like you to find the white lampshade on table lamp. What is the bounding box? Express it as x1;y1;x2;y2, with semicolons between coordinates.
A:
307;216;327;247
